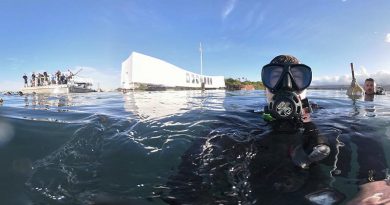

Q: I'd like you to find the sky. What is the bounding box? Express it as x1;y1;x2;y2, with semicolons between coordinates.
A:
1;0;390;91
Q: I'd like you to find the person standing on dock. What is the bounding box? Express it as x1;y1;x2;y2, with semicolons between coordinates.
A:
37;73;43;86
56;70;61;84
51;73;56;84
60;73;66;84
37;73;40;86
43;72;49;85
31;72;36;87
67;69;75;82
23;74;28;87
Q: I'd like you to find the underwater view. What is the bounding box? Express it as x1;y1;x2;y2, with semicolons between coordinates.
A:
0;90;389;205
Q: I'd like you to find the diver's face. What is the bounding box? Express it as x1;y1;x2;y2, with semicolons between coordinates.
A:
364;81;376;95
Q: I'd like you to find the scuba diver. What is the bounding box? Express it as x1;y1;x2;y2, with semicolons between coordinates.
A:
161;55;336;205
244;55;338;205
260;55;330;169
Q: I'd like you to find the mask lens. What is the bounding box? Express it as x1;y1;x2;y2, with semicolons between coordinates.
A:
262;65;284;89
290;65;311;90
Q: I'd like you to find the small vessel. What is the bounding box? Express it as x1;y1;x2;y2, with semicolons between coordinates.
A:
376;86;386;95
21;69;94;94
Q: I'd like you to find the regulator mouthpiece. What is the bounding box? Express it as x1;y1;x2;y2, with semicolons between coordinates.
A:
268;91;303;120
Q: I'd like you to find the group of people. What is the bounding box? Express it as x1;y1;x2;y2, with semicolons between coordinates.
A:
23;70;74;87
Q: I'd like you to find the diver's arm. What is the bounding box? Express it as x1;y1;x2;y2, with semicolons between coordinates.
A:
302;121;329;147
291;119;330;169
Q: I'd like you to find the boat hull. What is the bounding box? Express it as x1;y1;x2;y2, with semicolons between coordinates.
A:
21;85;94;94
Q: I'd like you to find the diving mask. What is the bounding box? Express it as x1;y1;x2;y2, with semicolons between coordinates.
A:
261;64;312;93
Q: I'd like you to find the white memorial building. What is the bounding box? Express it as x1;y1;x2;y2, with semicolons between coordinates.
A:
121;52;225;90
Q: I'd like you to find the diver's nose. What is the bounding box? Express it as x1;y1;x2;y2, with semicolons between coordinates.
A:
281;74;293;90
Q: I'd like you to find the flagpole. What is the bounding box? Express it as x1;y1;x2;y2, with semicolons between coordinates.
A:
200;42;203;76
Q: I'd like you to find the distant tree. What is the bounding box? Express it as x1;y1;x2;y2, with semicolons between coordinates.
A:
224;78;264;90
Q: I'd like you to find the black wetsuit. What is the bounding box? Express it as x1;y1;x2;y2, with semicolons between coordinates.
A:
248;121;331;204
162;118;330;205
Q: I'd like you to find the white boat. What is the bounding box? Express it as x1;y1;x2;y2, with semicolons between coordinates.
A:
21;70;94;94
21;82;94;94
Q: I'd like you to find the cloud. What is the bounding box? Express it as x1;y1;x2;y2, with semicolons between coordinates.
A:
238;3;265;32
369;70;390;85
312;74;351;86
312;68;390;86
385;33;390;43
220;2;265;39
222;0;237;20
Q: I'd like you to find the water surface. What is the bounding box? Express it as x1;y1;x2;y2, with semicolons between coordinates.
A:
0;90;389;204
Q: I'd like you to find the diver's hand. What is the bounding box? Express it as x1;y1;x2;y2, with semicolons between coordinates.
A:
308;144;330;162
291;144;330;169
291;145;310;169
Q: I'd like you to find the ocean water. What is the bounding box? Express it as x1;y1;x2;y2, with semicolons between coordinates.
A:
0;90;389;205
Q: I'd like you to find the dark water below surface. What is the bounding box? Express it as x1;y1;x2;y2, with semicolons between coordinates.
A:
0;90;389;205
